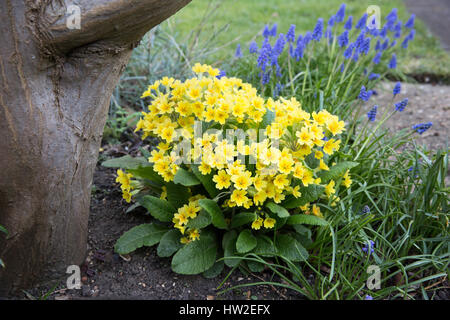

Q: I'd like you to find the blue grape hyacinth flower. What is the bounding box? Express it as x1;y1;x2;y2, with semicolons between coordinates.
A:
249;41;258;54
270;24;278;37
344;15;353;30
412;122;432;134
263;24;270;38
388;53;397;69
405;14;415;28
362;240;375;255
356;13;368;29
359;85;372;102
394;98;408;112
367;105;378;121
335;4;346;23
338;30;349;47
235;44;242;58
312;18;324;41
286;24;296;42
393;82;401;96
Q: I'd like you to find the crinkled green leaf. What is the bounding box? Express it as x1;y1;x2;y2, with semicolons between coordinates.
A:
236;229;257;253
287;214;328;226
171;230;217;274
166;182;190;209
191;165;219;198
187;210;212;229
282;185;325;209
102;155;147;170
128;165;164;184
198;199;228;230
139;195;175;222
173;168;201;186
202;260;224;279
275;234;309;262
266;202;290;218
157;229;183;257
318;161;359;183
115;223;169;254
231;212;256;228
222;230;239;267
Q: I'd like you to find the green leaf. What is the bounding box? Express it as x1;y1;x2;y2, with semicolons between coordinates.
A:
166;182;190;209
102;155;147;169
203;260;224;279
266;202;290;218
247;260;264;273
236;230;257;253
139;196;176;222
231;212;256;228
275;234;309;262
282;185;325;209
115;223;169;254
157;230;183;257
198;199;228;230
191;165;219;198
128;165;164;184
287;214;328;226
187;210;212;229
171;230;217;274
253;235;276;256
222;230;239;267
173;168;201;186
318;161;359;183
0;258;4;268
260;108;275;128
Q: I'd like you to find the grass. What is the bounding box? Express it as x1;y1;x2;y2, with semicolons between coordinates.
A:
168;0;450;81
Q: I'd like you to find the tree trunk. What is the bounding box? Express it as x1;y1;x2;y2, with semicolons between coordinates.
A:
0;0;190;295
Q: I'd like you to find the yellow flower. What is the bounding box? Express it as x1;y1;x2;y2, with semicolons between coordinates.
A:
342;170;352;188
231;170;253;190
327;118;346;135
174;210;189;226
301;170;314;187
319;159;329;171
273;192;285;203
315;150;324;159
291;185;301;198
273;174;289;189
192;62;208;74
323;139;340;155
188;229;200;241
230;189;248;207
253;190;267;206
278;157;294;174
296;127;314;147
180;237;190;244
263;217;276;229
251;217;264;230
213;170;231;189
312;204;323;218
325;180;336;197
160;186;167;200
199;162;212;175
300;203;310;213
122;190;132;203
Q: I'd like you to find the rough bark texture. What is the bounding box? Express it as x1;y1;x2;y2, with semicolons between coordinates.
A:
0;0;190;295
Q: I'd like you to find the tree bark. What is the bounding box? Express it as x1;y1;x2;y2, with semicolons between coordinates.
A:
0;0;190;295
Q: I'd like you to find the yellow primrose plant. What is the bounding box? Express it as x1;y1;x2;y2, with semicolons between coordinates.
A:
103;63;358;275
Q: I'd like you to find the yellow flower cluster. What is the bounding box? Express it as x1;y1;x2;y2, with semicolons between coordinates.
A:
116;169;133;203
133;63;352;233
172;195;205;243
